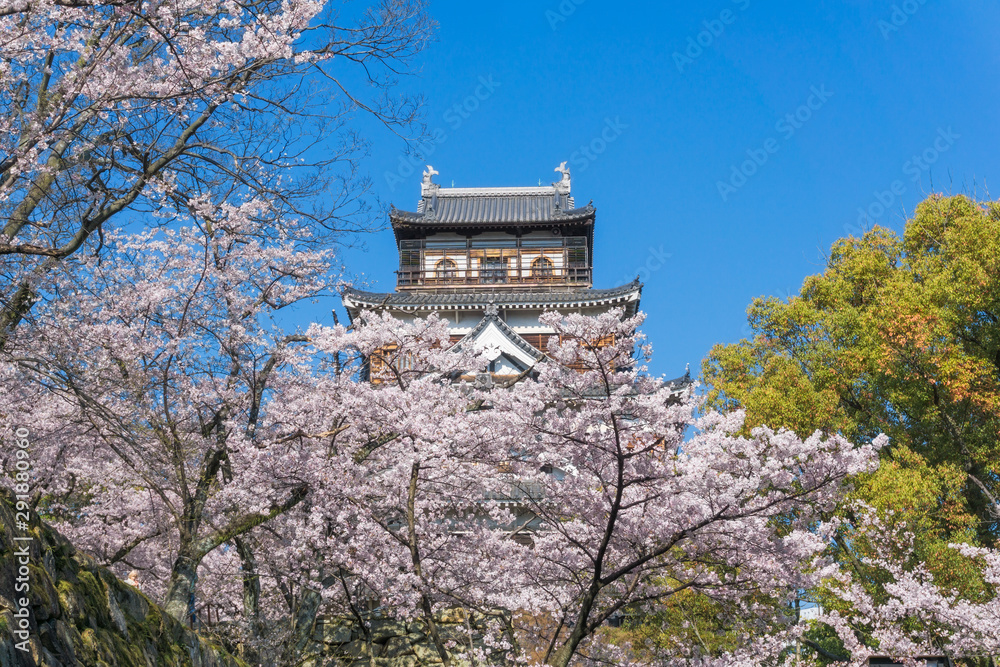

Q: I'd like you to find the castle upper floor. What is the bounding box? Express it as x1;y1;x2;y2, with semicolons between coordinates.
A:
390;165;595;292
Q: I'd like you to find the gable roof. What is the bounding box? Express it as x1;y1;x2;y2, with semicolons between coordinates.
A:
451;312;546;370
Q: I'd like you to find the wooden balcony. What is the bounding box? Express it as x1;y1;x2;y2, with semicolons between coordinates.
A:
396;266;592;290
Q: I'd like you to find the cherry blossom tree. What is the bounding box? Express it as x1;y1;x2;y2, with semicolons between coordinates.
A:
7;214;998;666
809;507;1000;667
228;308;886;667
0;212;508;662
3;256;890;667
0;209;343;627
473;311;883;667
280;309;890;667
0;0;432;345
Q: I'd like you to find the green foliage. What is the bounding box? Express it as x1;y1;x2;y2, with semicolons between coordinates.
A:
704;195;1000;553
697;195;1000;665
600;588;743;659
800;619;851;665
601;195;1000;663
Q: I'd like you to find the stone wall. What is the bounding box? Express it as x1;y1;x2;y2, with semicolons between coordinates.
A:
0;489;246;667
305;608;512;667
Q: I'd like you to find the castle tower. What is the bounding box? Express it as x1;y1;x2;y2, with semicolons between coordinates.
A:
341;164;647;381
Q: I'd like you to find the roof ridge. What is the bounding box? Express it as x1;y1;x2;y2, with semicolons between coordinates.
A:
435;186;557;196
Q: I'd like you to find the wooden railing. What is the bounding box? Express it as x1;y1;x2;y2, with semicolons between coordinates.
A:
396;266;591;289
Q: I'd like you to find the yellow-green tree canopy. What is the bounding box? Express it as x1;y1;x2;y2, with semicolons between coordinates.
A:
704;194;1000;548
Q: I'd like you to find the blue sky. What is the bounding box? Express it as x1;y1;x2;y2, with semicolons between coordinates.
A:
332;0;1000;379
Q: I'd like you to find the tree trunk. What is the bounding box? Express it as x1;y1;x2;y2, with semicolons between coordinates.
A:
546;583;601;667
290;586;323;657
0;281;34;351
406;461;451;667
234;537;261;633
163;550;200;624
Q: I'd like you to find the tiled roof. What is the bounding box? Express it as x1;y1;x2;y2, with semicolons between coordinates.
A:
342;279;642;311
667;367;693;390
391;186;594;226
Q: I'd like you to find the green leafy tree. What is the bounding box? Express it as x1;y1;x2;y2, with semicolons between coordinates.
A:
705;195;1000;548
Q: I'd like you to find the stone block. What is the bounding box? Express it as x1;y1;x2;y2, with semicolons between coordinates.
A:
434;608;466;624
438;624;473;645
369;618;408;643
381;635;413;658
411;642;446;663
316;622;354;645
341;639;372;659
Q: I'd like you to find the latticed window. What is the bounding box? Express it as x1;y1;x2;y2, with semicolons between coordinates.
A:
435;258;457;279
480;254;508;283
566;239;588;283
398;242;422;286
368;344;397;383
368;344;418;384
567;247;587;266
531;256;554;279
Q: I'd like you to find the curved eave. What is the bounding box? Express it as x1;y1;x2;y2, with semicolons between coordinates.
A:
341;280;642;322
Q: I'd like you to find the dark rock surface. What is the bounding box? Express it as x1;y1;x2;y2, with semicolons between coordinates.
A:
0;489;246;667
